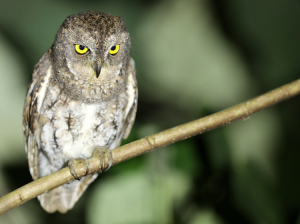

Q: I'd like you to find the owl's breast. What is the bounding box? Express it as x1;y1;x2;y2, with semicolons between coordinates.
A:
38;84;127;166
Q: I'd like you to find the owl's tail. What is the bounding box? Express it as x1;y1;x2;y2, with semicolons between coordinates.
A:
37;173;98;213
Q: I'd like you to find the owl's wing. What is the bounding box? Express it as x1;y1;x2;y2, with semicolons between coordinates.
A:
23;50;52;180
122;57;138;139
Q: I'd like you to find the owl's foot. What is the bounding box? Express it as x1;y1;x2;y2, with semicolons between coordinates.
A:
92;146;113;173
67;147;112;180
68;157;90;180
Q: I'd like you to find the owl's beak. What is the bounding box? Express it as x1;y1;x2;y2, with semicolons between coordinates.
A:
93;62;102;78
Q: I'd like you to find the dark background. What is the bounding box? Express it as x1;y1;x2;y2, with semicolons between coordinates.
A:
0;0;300;223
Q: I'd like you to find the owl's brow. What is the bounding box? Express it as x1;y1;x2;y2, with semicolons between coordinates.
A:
72;41;86;46
72;35;92;47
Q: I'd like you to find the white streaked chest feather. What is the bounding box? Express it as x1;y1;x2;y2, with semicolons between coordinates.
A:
37;83;127;174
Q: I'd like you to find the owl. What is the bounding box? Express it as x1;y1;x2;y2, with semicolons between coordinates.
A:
22;11;137;213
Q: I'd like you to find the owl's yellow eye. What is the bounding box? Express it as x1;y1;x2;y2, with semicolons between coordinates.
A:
74;44;89;55
109;45;120;55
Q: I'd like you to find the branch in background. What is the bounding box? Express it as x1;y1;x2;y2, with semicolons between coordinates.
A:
1;79;300;215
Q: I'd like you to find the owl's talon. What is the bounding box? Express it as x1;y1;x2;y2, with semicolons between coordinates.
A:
68;157;89;180
92;146;113;173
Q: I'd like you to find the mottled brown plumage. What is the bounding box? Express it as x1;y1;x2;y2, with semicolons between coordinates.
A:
23;11;137;213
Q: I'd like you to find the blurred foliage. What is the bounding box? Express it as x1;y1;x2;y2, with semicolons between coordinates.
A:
0;0;300;223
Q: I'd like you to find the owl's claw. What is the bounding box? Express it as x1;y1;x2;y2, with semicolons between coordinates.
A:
92;146;113;173
68;157;90;180
68;147;112;179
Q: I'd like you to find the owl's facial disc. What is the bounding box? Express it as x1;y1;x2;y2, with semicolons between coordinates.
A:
51;12;131;102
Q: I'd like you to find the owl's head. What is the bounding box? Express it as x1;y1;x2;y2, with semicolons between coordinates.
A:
51;11;131;103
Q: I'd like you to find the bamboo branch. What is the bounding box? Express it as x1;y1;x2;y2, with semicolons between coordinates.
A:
1;79;300;215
